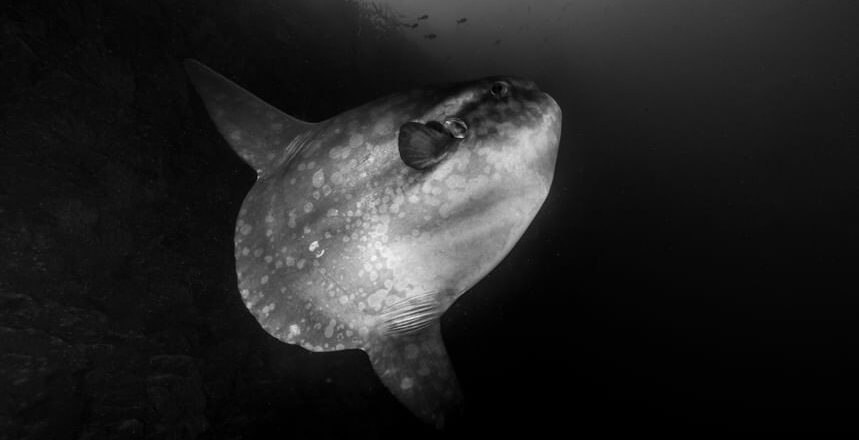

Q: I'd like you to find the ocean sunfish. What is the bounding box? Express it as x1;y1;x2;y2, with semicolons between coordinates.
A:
183;59;561;428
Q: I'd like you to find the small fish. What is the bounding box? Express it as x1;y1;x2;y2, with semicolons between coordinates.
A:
417;14;429;21
183;59;561;429
424;33;437;40
456;18;468;24
494;38;502;45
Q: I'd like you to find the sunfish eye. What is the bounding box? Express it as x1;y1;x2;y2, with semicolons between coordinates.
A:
443;117;468;139
490;81;510;98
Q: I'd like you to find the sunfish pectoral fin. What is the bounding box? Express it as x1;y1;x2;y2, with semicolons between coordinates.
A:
366;321;463;429
183;59;315;176
398;121;455;170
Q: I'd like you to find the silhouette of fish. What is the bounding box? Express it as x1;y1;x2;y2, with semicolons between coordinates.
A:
183;59;561;428
417;14;429;21
456;18;468;24
494;38;502;45
424;33;437;40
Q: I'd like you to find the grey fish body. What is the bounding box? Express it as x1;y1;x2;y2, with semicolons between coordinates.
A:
184;59;561;428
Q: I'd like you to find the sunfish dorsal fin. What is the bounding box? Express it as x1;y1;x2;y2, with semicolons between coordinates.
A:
183;59;315;176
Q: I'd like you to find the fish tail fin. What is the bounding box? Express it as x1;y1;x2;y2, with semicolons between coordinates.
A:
365;321;463;429
183;58;315;177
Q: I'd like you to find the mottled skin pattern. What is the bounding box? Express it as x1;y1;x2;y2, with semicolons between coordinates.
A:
184;60;561;428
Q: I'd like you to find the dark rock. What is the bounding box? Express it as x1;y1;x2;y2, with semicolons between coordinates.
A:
114;418;144;440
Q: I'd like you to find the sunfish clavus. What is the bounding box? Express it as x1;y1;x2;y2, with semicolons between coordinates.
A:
184;59;561;429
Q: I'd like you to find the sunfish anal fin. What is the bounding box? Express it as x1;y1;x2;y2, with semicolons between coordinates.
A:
366;319;463;429
183;59;315;176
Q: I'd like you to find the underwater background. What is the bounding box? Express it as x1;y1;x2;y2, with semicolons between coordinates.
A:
1;0;857;438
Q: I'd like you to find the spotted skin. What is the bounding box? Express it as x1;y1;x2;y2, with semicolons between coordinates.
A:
185;59;562;429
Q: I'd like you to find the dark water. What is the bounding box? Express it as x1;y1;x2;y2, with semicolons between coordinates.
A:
1;0;857;438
